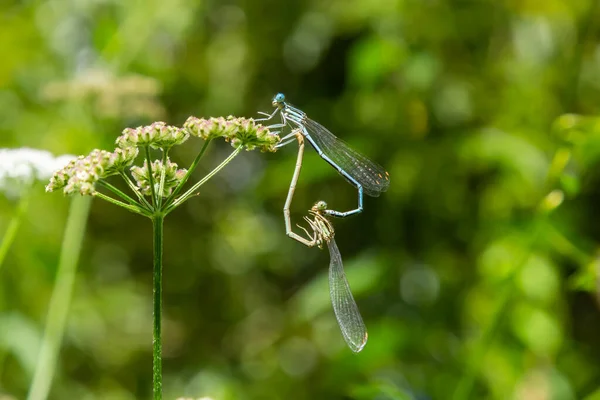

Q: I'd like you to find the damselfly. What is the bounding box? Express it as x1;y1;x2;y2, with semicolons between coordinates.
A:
257;93;390;218
291;200;368;352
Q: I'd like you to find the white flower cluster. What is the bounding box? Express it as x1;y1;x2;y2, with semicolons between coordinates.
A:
0;148;75;197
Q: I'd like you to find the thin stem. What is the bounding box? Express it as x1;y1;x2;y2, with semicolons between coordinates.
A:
163;139;211;209
93;191;150;216
157;149;169;209
0;193;30;272
152;215;164;400
98;180;146;210
120;171;153;210
165;146;242;214
27;196;92;400
145;146;158;208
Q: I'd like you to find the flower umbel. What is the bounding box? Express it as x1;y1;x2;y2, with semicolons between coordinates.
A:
227;117;280;152
116;122;189;150
48;115;277;201
183;116;237;141
106;147;140;174
46;147;139;195
131;158;187;198
184;116;279;152
47;155;101;196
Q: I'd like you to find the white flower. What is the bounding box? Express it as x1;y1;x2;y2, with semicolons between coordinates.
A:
0;148;76;197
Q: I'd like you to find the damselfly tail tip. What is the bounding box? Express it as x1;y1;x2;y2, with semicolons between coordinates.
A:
349;332;368;353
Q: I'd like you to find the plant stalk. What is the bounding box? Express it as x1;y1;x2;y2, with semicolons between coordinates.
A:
27;196;92;400
145;146;158;208
0;193;30;272
163;139;211;209
152;214;164;400
93;191;149;216
120;171;153;210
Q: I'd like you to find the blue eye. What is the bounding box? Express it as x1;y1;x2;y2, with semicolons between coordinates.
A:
274;93;285;102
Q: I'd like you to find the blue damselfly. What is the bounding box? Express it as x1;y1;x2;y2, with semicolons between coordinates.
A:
258;93;389;218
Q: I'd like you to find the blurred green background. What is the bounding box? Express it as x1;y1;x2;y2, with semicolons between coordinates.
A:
2;0;600;399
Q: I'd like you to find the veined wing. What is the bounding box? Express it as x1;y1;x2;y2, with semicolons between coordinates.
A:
304;118;389;197
327;238;368;352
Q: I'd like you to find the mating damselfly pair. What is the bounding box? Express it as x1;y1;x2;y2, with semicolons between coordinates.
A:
257;94;390;353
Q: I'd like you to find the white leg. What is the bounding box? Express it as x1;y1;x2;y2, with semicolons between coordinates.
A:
283;130;318;247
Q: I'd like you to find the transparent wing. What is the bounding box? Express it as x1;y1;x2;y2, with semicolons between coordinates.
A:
327;238;368;352
304;118;390;197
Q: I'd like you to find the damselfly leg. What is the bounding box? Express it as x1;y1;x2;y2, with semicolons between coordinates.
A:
282;129;326;247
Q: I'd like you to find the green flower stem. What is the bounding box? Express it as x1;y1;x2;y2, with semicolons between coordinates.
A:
98;180;147;209
27;196;92;400
120;171;153;210
152;214;164;400
145;146;158;208
163;139;211;209
157;149;169;209
93;191;150;216
0;192;30;272
165;146;242;214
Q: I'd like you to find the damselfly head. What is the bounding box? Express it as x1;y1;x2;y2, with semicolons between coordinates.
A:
306;201;334;244
311;200;328;213
272;93;286;108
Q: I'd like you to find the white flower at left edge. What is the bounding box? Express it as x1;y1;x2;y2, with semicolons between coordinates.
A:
0;148;76;198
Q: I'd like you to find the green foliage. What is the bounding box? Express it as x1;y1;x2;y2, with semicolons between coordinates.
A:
2;0;600;399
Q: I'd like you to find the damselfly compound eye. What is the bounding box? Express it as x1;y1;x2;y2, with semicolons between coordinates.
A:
315;200;327;211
